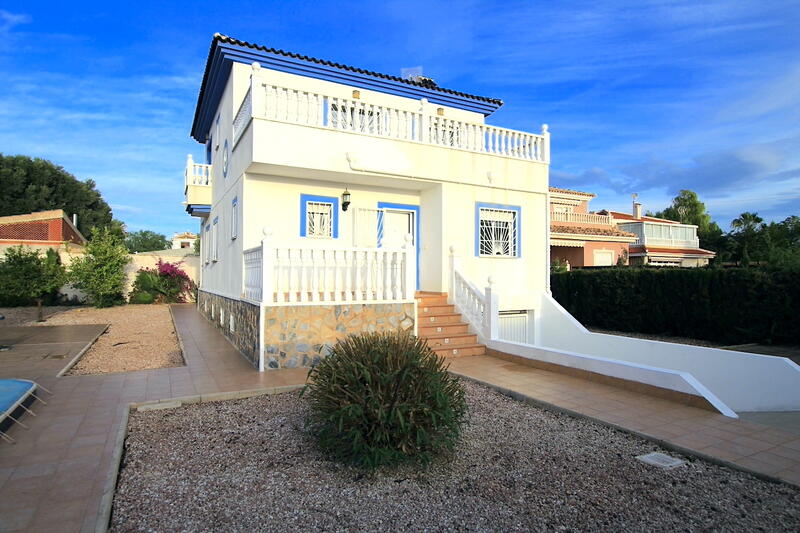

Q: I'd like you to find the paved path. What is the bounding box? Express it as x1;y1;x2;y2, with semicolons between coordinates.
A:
2;306;798;532
0;305;306;533
448;355;800;487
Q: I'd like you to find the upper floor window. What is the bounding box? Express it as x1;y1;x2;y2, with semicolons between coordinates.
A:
476;203;521;258
300;194;339;238
204;224;211;264
212;217;219;261
215;115;220;150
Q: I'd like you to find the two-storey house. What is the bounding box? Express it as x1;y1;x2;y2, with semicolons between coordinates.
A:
548;187;637;267
184;34;550;370
599;201;715;267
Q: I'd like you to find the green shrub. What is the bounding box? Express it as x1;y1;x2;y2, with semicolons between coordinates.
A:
129;291;155;304
550;267;800;345
129;260;195;303
303;330;468;468
0;246;66;312
69;227;130;307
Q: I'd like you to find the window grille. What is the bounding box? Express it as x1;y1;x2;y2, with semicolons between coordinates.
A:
479;207;518;257
306;201;333;238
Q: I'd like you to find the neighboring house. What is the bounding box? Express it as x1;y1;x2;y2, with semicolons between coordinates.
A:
0;209;86;256
183;34;550;370
549;187;637;267
171;231;198;249
599;201;715;267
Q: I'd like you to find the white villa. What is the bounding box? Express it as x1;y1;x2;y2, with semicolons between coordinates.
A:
184;34;800;416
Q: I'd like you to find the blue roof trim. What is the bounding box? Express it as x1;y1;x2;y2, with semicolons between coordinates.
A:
186;204;211;216
191;34;504;142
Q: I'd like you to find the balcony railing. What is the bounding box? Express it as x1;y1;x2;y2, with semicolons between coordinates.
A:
243;233;416;305
233;64;549;163
618;223;700;248
550;211;613;225
184;155;211;188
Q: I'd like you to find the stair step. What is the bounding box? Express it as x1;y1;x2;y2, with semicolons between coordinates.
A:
419;313;462;325
422;333;478;347
417;296;449;306
418;304;455;315
418;323;470;336
432;343;486;358
415;291;447;298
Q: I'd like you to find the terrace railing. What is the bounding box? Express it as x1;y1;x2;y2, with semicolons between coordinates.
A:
550;211;614;225
184;154;211;188
243;232;416;305
232;62;550;163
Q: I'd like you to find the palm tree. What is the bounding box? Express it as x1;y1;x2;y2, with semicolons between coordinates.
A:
731;212;764;233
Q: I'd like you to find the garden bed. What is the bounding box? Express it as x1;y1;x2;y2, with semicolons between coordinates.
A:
37;305;184;375
111;381;800;532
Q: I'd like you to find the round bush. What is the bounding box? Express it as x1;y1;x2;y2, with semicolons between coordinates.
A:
129;291;155;304
304;330;468;468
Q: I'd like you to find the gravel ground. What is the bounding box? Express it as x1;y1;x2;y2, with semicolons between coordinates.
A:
37;305;184;375
587;327;723;347
0;306;73;326
112;381;800;532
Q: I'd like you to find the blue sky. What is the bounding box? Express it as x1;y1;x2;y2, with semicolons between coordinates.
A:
1;0;798;236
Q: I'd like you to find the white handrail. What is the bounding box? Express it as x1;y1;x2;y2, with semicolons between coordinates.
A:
240;63;549;163
243;246;263;302
449;246;499;340
184;154;211;187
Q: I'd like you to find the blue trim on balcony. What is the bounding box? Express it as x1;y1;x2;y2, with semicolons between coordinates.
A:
300;194;339;238
191;34;504;142
186;204;211;217
377;202;420;290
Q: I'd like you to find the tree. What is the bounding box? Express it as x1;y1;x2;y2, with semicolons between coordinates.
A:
730;212;766;266
0;154;121;239
125;230;170;253
0;246;66;319
69;227;131;307
653;190;724;251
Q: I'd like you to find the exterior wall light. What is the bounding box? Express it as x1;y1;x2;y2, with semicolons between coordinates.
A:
352;90;360;99
342;188;351;211
437;107;444;116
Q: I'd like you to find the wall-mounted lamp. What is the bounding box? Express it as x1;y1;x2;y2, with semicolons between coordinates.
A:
342;188;351;211
352;90;361;99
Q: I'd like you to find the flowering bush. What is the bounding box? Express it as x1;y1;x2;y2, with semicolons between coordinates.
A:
129;260;196;304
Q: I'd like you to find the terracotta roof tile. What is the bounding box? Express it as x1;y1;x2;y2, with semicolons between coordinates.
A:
548;186;595;197
214;34;503;105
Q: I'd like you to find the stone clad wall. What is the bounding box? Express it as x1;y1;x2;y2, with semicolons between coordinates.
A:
263;303;415;369
198;291;260;367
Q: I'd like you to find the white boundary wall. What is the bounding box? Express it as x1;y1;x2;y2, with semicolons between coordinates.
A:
530;293;800;414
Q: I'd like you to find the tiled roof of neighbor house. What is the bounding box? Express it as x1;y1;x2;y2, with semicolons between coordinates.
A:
550;224;637;238
192;34;504;141
173;232;197;239
0;209;87;245
630;245;716;256
601;210;679;224
548;186;595;197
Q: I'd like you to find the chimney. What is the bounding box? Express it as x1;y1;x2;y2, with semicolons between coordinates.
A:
633;202;642;220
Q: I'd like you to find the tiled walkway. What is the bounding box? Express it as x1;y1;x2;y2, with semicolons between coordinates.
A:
448;355;800;487
0;305;307;533
2;307;798;532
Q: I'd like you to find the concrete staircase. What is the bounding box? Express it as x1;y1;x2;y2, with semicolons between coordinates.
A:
415;292;486;358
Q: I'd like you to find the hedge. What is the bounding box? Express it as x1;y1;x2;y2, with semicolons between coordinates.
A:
550;267;800;345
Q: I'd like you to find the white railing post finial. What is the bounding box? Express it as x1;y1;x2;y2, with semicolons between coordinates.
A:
419;98;430;144
485;276;499;341
448;245;458;304
250;62;265;120
261;227;274;304
541;123;550;164
403;234;415;299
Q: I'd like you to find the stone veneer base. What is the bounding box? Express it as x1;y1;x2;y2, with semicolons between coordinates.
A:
263;302;416;369
198;291;260;367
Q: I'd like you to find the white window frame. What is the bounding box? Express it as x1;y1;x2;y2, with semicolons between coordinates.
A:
476;203;521;258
